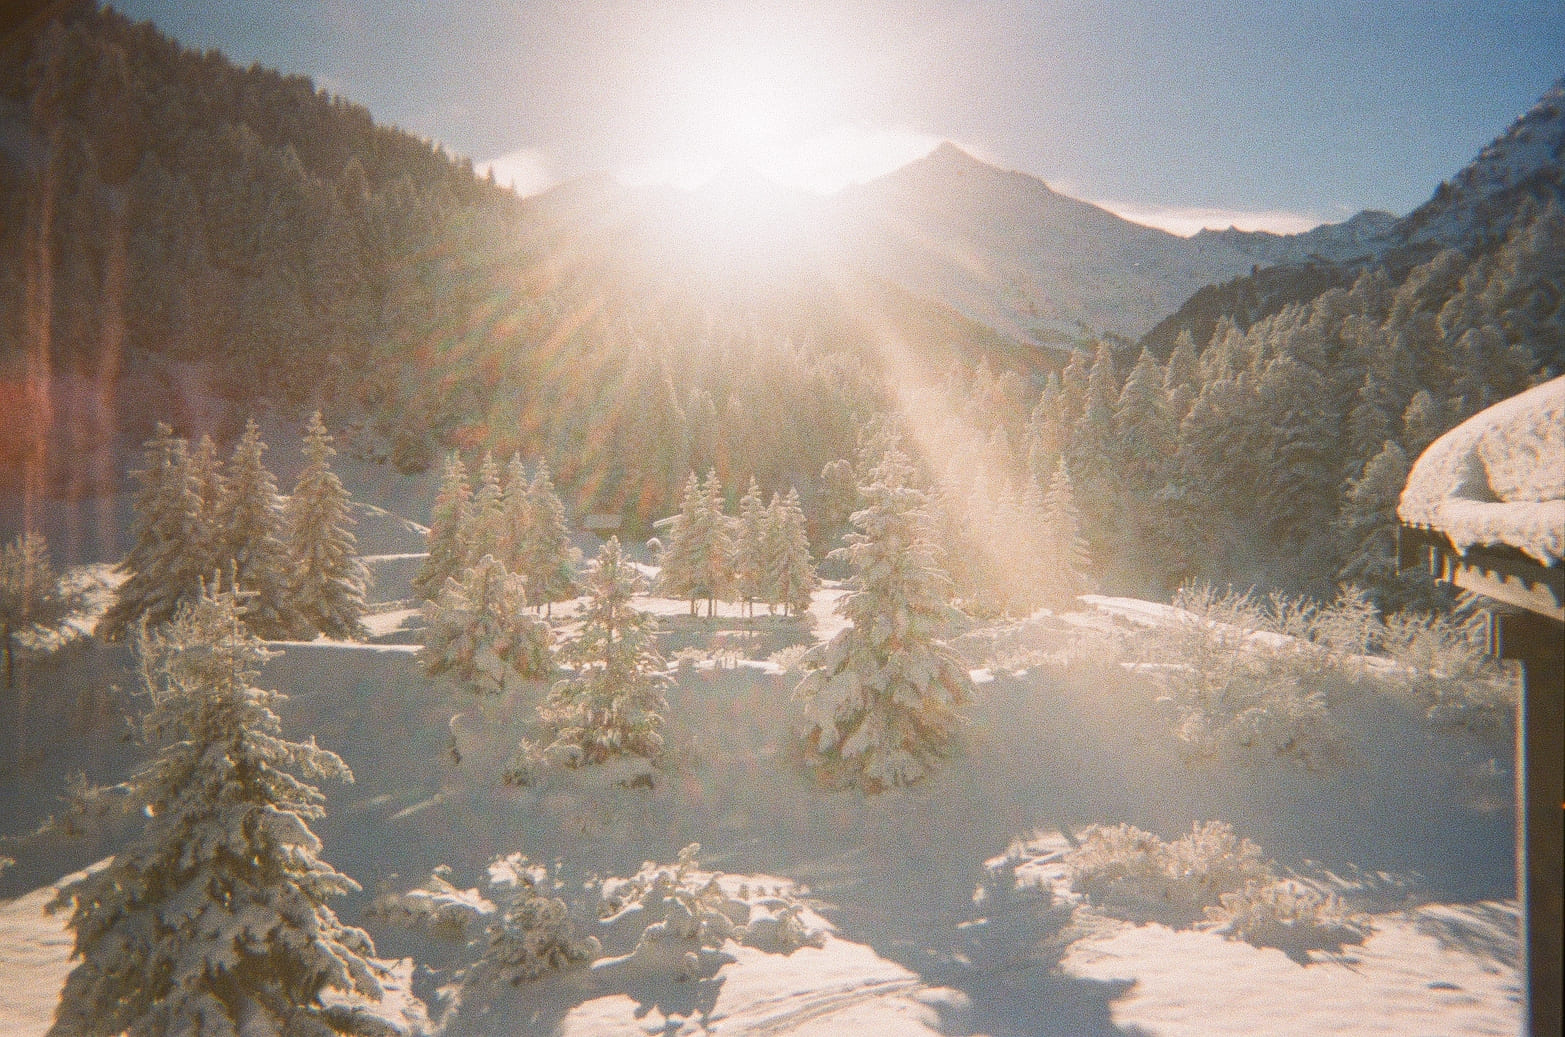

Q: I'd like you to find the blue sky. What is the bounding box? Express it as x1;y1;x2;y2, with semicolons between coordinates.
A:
113;0;1564;233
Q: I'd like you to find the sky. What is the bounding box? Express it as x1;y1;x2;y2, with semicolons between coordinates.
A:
112;0;1565;235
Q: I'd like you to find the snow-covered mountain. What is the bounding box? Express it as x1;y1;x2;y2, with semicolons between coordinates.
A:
830;143;1264;345
522;144;1265;348
1395;76;1564;248
1193;209;1400;266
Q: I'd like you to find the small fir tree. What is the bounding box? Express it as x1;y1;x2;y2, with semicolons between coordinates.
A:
693;468;734;617
793;446;974;792
655;472;705;615
497;453;532;572
465;451;505;564
214;419;305;639
422;554;553;694
0;533;72;689
732;477;767;618
512;537;668;781
97;424;209;641
50;582;384;1037
766;488;817;618
519;460;579;616
414;452;473;602
285;412;369;640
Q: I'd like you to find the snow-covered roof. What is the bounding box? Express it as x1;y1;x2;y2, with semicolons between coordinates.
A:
1398;375;1565;565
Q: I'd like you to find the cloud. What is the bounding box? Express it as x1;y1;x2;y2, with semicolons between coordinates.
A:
1087;200;1326;237
475;147;558;197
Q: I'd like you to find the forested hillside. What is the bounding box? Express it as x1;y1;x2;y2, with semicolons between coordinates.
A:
3;5;1561;612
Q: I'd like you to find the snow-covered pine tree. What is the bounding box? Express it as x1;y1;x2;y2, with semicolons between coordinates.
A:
187;434;226;581
50;583;385;1037
285;411;369;640
732;477;767;618
519;460;579;617
97;424;209;642
466;451;504;564
213;419;306;640
655;472;704;615
497;453;532;572
1042;456;1092;608
0;533;71;690
694;468;733;618
767;488;817;618
511;536;668;782
422;553;553;694
793;446;973;791
414;452;473;602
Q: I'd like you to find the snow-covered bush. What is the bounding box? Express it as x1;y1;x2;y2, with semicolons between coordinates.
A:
1207;879;1371;960
369;864;495;941
50;582;386;1036
598;844;826;978
508;537;668;784
422;554;553;694
469;854;601;986
794;445;974;792
1129;583;1516;764
1066;821;1273;927
373;855;598;1033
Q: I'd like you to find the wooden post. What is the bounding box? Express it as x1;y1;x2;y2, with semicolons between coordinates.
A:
1492;609;1564;1037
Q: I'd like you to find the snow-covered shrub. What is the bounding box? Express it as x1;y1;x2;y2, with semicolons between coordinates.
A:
1377;605;1515;730
50;582;386;1037
1131;584;1516;764
508;537;668;784
422;554;553;694
794;446;974;792
470;854;601;986
766;643;812;673
369;865;496;941
1207;879;1371;960
1066;821;1273;927
599;844;826;978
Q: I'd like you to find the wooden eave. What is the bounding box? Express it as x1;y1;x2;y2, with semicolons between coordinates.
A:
1398;523;1565;624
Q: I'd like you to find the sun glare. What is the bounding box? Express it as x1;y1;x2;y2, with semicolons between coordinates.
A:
618;35;939;198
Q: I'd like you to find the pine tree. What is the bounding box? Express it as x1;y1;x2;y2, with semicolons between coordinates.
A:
414;452;472;602
214;419;305;640
693;468;733;617
466;451;504;564
285;412;369;640
1043;457;1092;607
422;554;552;694
732;477;767;618
655;472;706;616
0;533;71;690
511;537;668;782
519;460;579;617
793;446;974;792
497;453;532;572
1335;440;1423;608
767;488;818;618
97;424;209;642
50;583;384;1037
187;434;226;582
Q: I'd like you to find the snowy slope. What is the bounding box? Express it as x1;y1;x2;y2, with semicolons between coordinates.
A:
2;577;1524;1035
1395;77;1565;248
